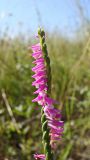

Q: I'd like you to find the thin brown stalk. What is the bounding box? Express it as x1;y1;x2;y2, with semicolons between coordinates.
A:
1;89;20;133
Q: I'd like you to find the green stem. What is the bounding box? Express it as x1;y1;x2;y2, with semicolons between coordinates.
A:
38;28;53;160
41;108;53;160
38;28;52;96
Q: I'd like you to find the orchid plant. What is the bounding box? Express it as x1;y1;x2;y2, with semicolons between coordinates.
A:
31;28;64;160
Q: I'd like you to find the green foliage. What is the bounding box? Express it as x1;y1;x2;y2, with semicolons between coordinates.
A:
0;33;90;160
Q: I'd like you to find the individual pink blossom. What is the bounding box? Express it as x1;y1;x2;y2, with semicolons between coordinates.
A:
34;154;45;160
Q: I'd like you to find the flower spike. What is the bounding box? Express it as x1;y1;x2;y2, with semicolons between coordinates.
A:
31;28;64;160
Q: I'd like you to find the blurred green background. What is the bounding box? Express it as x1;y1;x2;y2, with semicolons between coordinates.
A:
0;0;90;160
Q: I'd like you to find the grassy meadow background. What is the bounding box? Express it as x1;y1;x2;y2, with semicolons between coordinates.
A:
0;1;90;160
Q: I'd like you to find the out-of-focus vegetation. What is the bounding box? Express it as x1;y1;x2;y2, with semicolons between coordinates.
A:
0;28;90;160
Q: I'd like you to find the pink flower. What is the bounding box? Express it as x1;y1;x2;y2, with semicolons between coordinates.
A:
44;105;64;145
32;43;47;106
34;154;45;160
31;42;64;148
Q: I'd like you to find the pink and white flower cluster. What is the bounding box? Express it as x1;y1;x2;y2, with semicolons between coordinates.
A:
31;43;64;159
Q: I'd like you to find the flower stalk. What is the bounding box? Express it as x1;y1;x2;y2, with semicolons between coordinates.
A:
38;28;53;160
41;109;53;160
38;28;51;96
